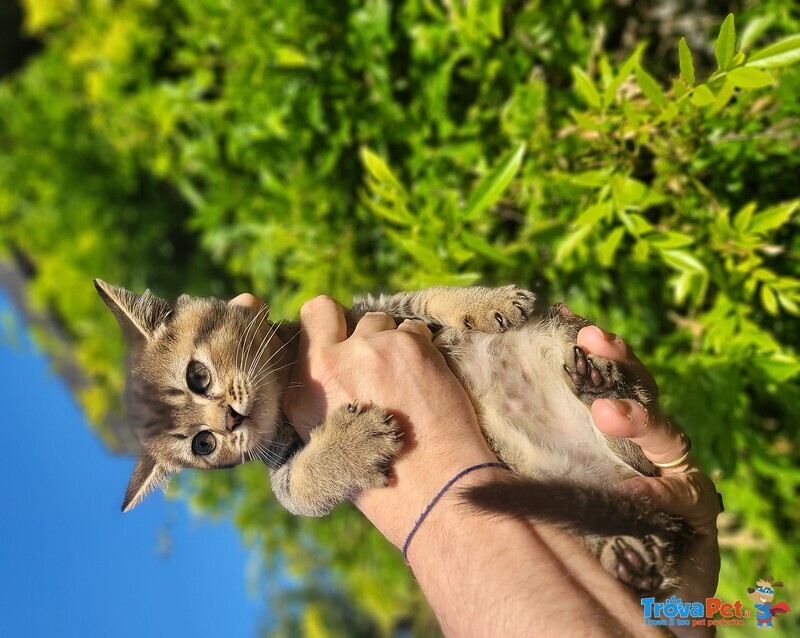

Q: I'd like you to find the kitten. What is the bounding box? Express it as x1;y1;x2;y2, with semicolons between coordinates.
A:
94;279;690;597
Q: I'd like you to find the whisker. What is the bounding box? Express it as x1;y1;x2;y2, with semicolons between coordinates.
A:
237;303;265;367
244;305;271;372
238;304;270;372
250;330;298;384
247;319;281;379
248;319;283;379
252;362;296;390
253;374;284;393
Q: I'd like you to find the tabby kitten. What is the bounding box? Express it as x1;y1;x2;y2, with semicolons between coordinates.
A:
95;279;689;597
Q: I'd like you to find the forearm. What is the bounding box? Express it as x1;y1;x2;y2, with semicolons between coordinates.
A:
362;467;669;638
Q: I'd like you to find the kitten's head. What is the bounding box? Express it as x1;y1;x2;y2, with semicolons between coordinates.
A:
94;280;290;512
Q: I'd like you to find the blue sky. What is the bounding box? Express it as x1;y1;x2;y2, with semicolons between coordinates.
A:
0;293;268;637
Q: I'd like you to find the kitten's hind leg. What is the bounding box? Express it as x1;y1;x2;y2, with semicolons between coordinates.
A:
593;531;681;598
269;403;401;516
466;477;690;598
564;344;651;406
352;285;536;333
550;303;651;406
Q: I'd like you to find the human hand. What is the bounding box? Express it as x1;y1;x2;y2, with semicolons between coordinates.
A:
578;325;721;614
282;296;500;548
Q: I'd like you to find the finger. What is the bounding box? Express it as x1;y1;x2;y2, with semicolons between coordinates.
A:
591;398;692;473
577;325;660;398
620;471;721;531
396;319;433;340
577;325;635;362
298;295;348;348
228;293;265;312
352;311;396;336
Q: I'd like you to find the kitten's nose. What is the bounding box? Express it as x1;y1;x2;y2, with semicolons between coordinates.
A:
226;405;246;432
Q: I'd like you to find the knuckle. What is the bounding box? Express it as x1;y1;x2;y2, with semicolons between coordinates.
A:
682;474;704;507
301;295;336;316
644;478;672;502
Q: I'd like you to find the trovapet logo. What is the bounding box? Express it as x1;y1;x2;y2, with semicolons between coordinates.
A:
746;576;791;629
641;596;750;629
642;576;791;630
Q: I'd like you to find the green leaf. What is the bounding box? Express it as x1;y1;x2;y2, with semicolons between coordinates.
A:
777;293;800;316
361;196;415;226
361;147;403;192
461;144;526;220
673;271;693;305
634;64;665;106
388;232;441;271
715;14;736;70
571;66;601;108
575;202;612;227
275;45;309;68
570;109;600;131
611;175;648;210
753;354;800;382
746;35;800;69
691;85;715;107
727;67;773;88
678;38;695;85
597;226;626;266
647;232;694;249
570;170;612;188
604;43;644;105
660;249;707;274
556;224;592;263
733;202;757;232
459;231;514;266
760;284;778;315
749;200;799;234
709;80;735;115
619;211;653;235
740;16;774;51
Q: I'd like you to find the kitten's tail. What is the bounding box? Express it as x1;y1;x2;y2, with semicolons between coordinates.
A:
464;477;691;548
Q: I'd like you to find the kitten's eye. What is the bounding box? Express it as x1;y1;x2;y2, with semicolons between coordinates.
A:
186;360;211;394
191;430;216;455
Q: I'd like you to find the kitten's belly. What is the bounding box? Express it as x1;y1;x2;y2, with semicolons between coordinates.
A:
440;326;638;485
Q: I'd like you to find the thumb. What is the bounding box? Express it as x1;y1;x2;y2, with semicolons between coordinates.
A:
621;471;720;532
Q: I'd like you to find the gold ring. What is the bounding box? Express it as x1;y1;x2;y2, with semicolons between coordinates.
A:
652;435;692;469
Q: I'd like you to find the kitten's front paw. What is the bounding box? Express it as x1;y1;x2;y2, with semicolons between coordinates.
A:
462;285;536;332
333;402;402;490
269;402;402;517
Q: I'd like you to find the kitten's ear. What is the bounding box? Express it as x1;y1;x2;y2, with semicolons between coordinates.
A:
122;452;170;513
94;279;172;346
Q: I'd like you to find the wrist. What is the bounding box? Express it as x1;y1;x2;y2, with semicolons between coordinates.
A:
354;450;502;549
401;462;509;565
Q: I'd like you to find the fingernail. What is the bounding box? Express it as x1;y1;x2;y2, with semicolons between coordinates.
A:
603;398;632;419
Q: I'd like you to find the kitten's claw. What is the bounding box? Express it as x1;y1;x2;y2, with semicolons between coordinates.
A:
462;285;535;333
332;403;402;487
346;401;369;415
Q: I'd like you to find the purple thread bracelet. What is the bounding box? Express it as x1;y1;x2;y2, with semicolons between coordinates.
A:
401;461;508;566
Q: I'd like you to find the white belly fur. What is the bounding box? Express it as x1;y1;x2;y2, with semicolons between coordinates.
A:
437;324;640;486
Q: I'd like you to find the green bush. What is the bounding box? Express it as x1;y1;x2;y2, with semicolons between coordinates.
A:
1;1;799;635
